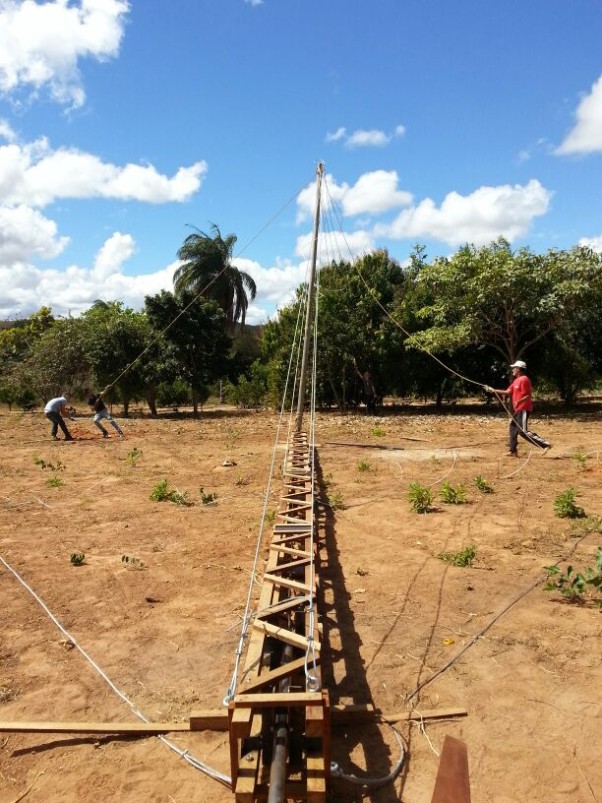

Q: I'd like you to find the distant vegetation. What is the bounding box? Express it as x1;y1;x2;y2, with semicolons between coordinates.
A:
2;236;602;413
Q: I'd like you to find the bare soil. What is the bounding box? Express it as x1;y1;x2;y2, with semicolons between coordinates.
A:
1;403;601;803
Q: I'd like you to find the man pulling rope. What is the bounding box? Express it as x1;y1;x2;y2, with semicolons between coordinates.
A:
486;360;551;457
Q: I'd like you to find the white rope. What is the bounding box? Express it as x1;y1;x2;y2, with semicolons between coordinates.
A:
223;273;310;703
425;450;458;489
0;554;231;787
304;250;321;691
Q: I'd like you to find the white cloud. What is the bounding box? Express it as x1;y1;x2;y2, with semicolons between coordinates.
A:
375;179;552;247
578;234;602;253
0;243;312;324
234;256;307;311
347;129;391;148
343;171;413;215
325;126;346;143
0;0;130;108
0;204;68;262
556;74;602;155
0;117;17;142
325;124;406;149
92;231;135;280
0;231;180;318
244;0;263;6
296;229;374;265
296;170;412;223
0;137;207;206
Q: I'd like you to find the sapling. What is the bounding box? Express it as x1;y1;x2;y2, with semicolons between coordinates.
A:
545;549;602;606
122;554;144;569
554;488;585;519
438;545;476;567
440;482;467;504
199;486;217;505
474;475;494;494
408;482;433;514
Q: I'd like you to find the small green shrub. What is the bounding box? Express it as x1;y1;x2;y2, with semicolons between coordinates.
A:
328;491;345;510
356;460;372;473
265;509;276;526
199;486;217;505
571;447;588;470
408;482;433;514
126;447;142;466
371;427;385;438
554;488;585;519
34;455;64;472
46;476;63;488
474;475;494;494
122;554;144;570
150;479;193;506
545;548;602;606
70;552;86;566
226;427;242;447
438;545;476;567
440;482;467;504
235;474;250;486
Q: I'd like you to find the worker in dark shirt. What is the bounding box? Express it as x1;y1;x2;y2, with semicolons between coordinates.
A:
88;388;124;439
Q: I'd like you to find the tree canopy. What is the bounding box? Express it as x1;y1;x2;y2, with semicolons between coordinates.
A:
173;224;257;330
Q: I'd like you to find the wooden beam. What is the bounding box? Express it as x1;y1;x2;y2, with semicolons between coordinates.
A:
254;595;309;620
252;619;320;651
330;705;468;725
268;556;312;574
241;656;308;694
272;533;313;545
189;709;230;731
0;721;191;734
263;573;310;593
269;544;311;558
0;705;465;737
234;692;322;708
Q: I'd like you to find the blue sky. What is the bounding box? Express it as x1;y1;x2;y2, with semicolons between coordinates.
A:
1;0;602;323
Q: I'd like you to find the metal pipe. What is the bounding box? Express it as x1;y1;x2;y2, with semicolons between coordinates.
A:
295;161;324;433
267;643;294;803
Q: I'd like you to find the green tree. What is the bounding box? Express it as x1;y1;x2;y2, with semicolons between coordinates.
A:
81;302;155;416
15;317;90;401
144;290;231;417
173;224;257;330
406;239;602;367
261;251;407;410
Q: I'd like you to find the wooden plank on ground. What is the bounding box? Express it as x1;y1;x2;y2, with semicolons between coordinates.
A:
189;709;230;731
330;705;467;724
430;735;471;803
0;721;191;734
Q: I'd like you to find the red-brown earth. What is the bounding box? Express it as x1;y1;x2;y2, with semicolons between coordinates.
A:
1;403;601;803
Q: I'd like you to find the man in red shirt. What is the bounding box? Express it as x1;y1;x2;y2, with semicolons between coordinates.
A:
487;360;551;457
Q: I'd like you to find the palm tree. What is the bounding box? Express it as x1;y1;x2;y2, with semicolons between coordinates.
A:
173;224;257;330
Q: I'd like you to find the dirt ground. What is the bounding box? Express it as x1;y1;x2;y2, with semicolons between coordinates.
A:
1;402;601;803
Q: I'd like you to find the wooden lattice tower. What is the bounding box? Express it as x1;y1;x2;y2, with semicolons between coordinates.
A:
228;429;329;802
